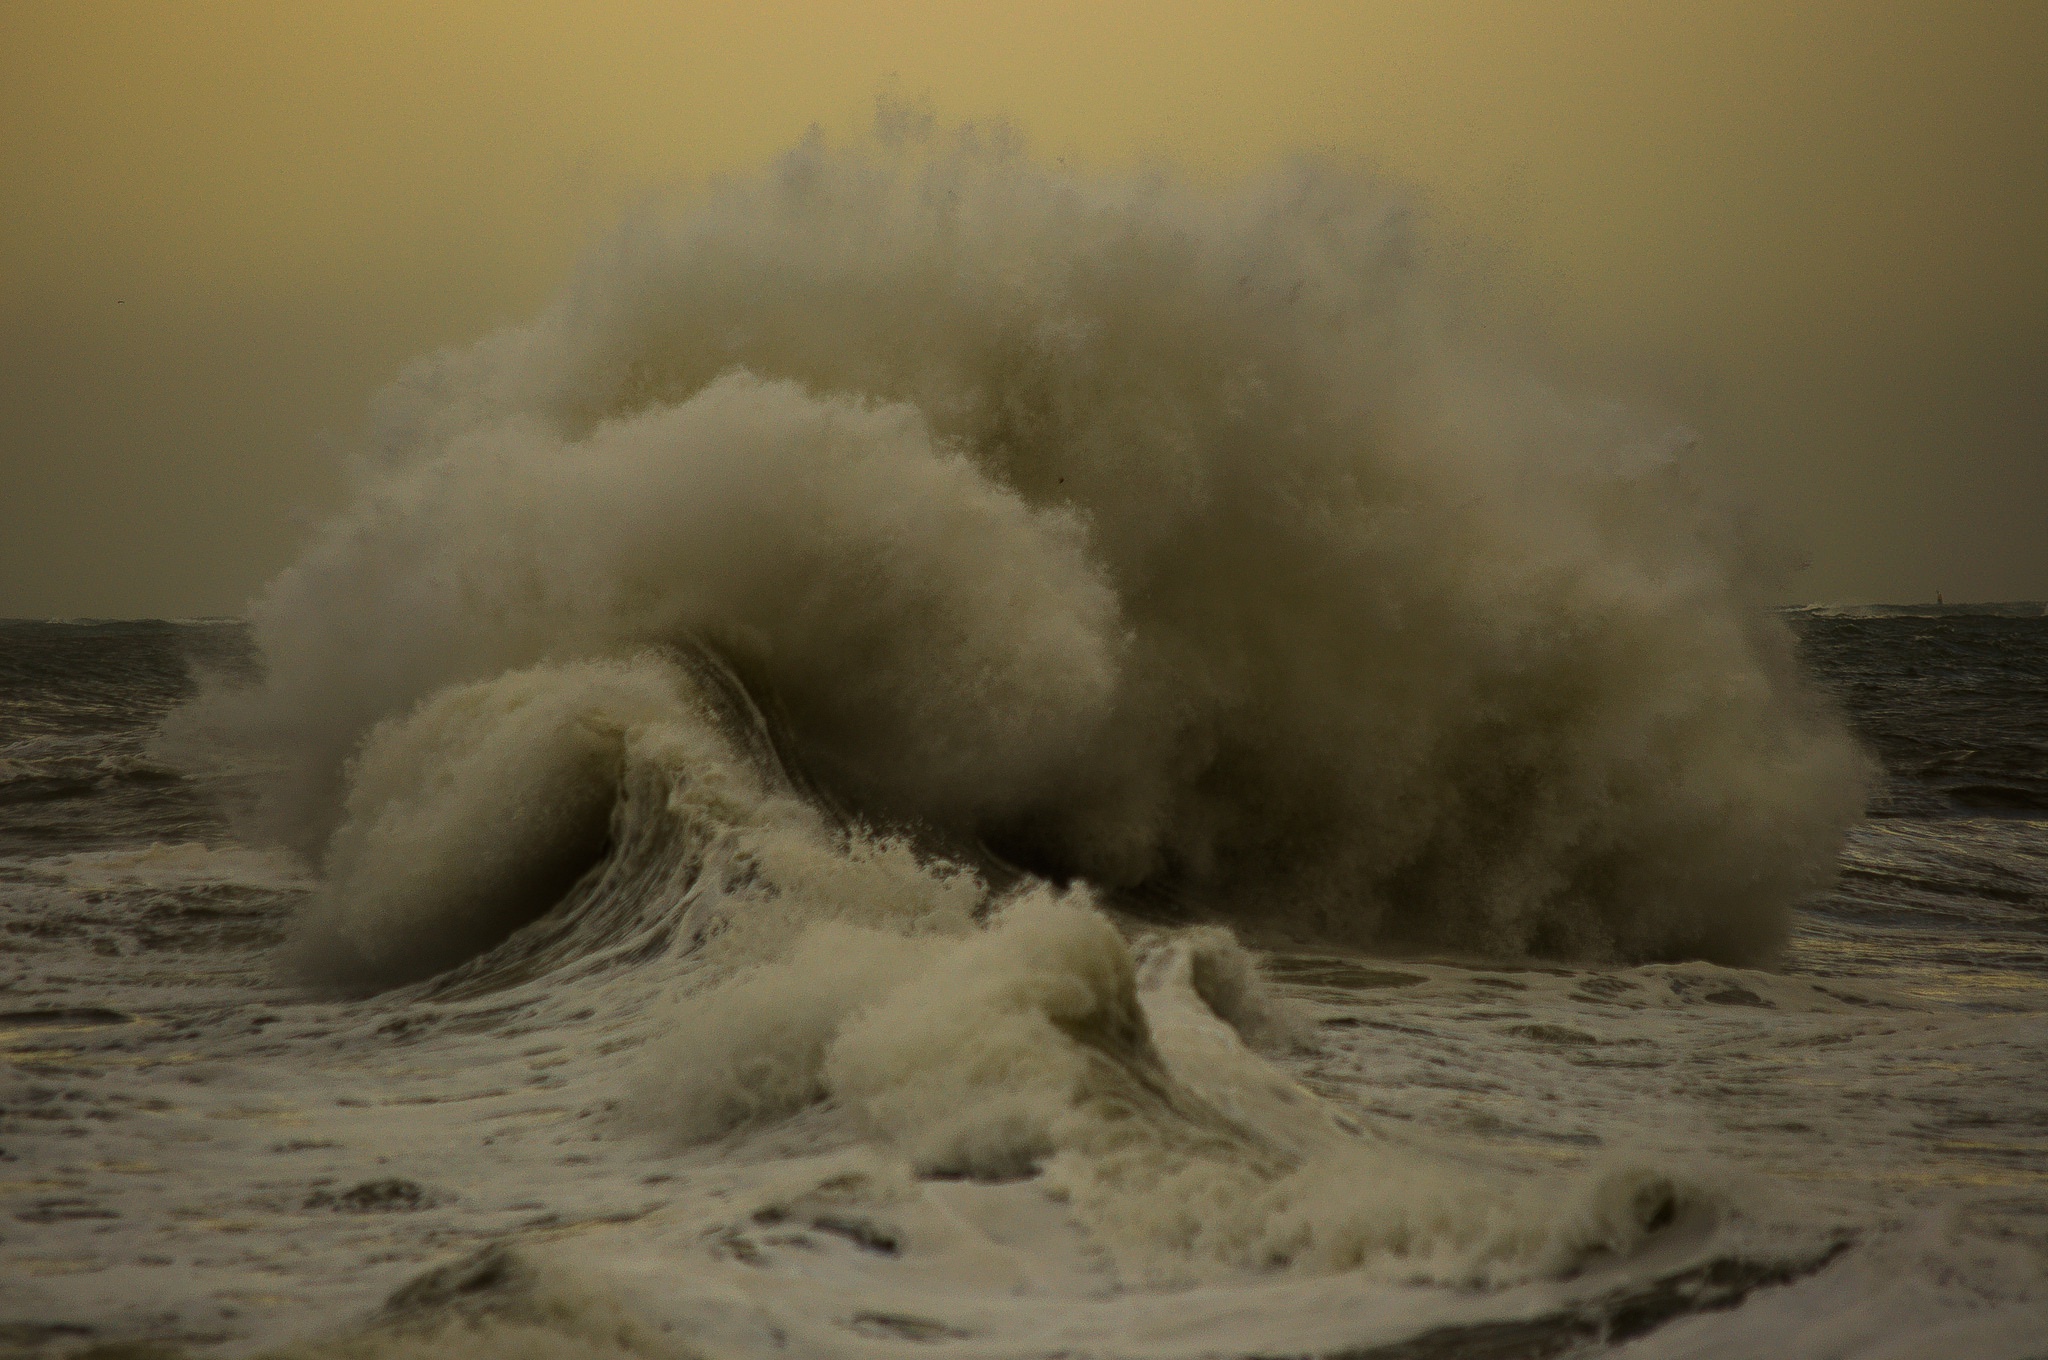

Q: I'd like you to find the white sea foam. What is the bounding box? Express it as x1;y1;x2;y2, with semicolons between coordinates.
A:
631;886;1697;1288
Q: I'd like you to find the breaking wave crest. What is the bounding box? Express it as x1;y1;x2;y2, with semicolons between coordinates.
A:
261;641;1707;1290
176;114;1866;985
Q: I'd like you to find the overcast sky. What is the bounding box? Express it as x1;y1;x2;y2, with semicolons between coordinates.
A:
4;1;2043;616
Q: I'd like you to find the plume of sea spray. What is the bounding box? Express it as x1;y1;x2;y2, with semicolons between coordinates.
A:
179;111;1866;972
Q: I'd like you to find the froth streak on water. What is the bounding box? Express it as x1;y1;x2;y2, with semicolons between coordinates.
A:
168;116;1866;971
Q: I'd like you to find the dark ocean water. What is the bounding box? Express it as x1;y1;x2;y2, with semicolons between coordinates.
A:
2;611;2044;1358
0;622;229;858
1789;605;2048;818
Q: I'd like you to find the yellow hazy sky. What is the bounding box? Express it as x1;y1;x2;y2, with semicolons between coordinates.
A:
4;1;2044;614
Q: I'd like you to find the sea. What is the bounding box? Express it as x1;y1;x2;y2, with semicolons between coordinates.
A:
1;608;2042;1358
5;127;2047;1358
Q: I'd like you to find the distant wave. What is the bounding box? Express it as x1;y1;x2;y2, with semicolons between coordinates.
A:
169;113;1867;979
1791;602;2048;620
0;616;241;630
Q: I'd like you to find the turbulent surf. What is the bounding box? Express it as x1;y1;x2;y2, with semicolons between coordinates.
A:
181;115;1865;977
6;118;2042;1359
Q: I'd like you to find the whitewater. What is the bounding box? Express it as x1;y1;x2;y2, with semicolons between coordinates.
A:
4;119;2044;1358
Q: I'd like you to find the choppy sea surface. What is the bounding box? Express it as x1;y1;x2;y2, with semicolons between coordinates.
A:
1;608;2043;1359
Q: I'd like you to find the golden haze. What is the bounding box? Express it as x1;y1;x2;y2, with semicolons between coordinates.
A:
3;1;2043;613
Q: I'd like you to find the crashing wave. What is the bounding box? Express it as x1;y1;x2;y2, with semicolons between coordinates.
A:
174;115;1866;981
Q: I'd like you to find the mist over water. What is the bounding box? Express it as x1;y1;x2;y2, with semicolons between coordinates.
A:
178;114;1865;980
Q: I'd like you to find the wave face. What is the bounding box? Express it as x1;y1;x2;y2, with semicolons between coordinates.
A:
179;116;1867;974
